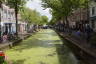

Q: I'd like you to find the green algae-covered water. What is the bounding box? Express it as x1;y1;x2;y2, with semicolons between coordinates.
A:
5;29;78;64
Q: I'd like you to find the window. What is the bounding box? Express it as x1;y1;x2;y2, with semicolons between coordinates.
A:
92;7;95;15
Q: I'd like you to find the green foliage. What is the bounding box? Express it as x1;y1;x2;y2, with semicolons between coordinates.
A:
0;0;6;3
50;10;62;22
7;0;26;9
48;18;57;25
20;7;48;25
6;0;27;35
6;0;26;13
0;56;4;63
0;56;7;64
40;16;48;25
42;0;89;25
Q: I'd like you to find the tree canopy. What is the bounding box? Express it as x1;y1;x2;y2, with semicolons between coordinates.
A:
6;0;27;36
42;0;89;25
20;7;48;25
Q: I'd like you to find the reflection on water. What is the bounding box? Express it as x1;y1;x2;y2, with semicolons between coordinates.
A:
55;44;78;64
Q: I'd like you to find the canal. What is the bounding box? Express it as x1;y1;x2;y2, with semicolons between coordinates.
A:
5;29;79;64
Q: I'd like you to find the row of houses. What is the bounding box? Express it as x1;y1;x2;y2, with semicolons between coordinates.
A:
64;0;96;32
0;4;28;36
90;0;96;31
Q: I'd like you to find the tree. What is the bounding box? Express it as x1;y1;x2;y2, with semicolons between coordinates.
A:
21;8;40;24
40;16;48;25
48;17;57;25
7;0;26;37
20;7;48;25
42;0;69;27
0;0;2;41
50;9;62;24
0;0;6;41
42;0;89;28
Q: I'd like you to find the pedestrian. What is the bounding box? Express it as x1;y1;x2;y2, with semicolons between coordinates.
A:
76;29;81;36
85;25;93;43
3;33;8;43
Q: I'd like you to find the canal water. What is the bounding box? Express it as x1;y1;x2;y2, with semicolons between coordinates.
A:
5;29;82;64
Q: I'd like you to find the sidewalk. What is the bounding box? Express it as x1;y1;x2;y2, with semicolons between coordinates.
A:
0;42;13;50
0;33;31;50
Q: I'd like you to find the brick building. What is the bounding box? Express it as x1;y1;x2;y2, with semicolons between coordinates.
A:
89;0;96;31
68;8;88;30
68;0;96;32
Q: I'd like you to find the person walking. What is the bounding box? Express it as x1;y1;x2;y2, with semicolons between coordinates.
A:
85;25;93;43
2;33;8;43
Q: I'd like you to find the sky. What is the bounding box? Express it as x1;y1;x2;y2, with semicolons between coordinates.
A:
26;0;52;21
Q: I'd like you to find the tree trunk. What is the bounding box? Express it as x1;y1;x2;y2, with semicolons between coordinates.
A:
0;2;2;41
15;6;18;37
65;16;70;33
65;16;69;28
62;17;65;31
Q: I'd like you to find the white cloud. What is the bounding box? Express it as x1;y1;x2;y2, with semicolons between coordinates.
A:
26;0;52;21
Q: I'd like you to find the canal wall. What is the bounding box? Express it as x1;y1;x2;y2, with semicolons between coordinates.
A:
0;34;32;50
56;31;96;64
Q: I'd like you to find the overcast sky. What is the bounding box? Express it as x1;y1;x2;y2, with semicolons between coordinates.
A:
26;0;52;21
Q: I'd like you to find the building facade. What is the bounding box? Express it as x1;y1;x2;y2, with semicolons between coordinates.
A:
1;4;16;35
68;8;88;30
0;4;27;36
89;0;96;31
68;0;96;32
